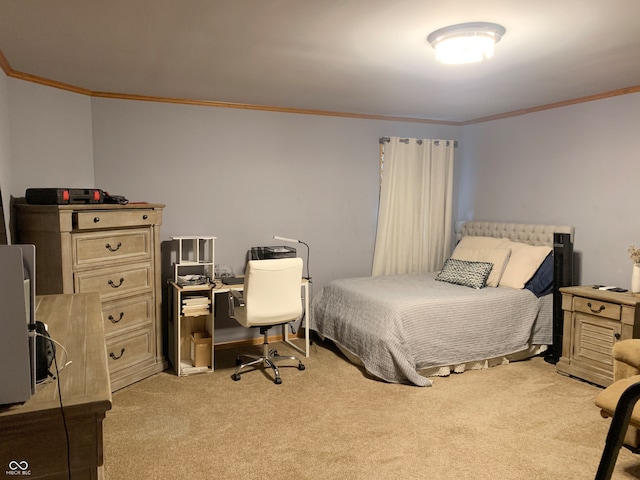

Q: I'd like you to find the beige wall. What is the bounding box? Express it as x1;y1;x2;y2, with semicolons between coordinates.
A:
0;70;11;238
4;70;640;338
6;78;95;199
460;92;640;288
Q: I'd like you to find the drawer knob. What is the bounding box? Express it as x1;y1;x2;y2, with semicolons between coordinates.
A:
105;242;122;252
108;277;125;288
110;348;125;360
142;214;148;220
93;216;100;223
587;302;605;314
615;333;621;340
108;312;124;323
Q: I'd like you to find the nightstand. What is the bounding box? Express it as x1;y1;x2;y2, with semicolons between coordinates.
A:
557;286;640;386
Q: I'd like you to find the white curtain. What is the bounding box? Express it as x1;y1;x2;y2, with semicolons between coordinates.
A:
372;137;454;276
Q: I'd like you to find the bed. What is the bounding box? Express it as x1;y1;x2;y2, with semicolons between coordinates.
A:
310;221;574;387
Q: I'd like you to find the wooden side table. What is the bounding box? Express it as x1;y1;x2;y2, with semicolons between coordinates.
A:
0;293;112;479
557;286;640;386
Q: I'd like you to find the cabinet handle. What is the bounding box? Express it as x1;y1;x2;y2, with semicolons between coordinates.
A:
615;333;621;340
587;302;605;314
142;214;148;220
108;277;125;288
108;312;124;323
110;348;125;360
93;216;100;223
105;242;122;252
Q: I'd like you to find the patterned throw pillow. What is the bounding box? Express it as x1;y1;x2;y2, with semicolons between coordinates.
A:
450;246;511;287
435;258;493;289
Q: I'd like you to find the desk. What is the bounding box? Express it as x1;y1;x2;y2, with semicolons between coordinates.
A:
0;293;112;479
168;279;310;376
214;278;310;359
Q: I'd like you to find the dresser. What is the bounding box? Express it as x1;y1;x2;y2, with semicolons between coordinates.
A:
14;203;166;391
557;286;640;387
0;293;111;479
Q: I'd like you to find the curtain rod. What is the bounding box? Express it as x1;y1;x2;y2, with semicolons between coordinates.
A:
379;137;458;147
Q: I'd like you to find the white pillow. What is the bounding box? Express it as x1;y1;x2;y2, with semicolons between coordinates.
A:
450;247;512;287
456;235;511;250
499;241;553;289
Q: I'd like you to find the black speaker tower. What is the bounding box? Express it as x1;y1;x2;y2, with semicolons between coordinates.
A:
546;232;574;364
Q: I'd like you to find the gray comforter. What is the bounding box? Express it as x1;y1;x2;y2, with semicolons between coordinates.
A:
310;273;550;387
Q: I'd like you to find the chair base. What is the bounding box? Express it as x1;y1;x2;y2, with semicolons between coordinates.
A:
231;329;305;384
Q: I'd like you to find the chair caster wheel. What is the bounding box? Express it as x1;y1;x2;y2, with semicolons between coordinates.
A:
232;373;241;381
274;377;282;385
298;364;306;371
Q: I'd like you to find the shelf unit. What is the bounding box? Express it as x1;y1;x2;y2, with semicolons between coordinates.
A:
171;236;216;282
168;236;216;376
169;281;215;376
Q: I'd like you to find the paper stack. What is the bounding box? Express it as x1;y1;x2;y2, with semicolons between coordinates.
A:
181;296;211;317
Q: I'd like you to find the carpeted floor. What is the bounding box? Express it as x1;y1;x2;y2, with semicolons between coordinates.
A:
103;339;640;479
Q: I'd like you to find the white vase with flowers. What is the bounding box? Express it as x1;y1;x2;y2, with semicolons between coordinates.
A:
629;245;640;295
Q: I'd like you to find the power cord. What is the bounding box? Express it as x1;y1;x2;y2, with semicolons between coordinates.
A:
53;351;72;480
33;328;72;479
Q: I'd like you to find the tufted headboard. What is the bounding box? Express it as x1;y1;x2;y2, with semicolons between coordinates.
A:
455;220;575;363
455;221;574;247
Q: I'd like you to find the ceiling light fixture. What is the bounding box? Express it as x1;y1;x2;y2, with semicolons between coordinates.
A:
427;22;505;65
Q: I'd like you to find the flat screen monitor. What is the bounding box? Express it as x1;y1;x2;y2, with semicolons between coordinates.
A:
0;244;36;405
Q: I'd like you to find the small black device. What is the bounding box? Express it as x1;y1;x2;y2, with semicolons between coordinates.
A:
250;246;296;260
593;285;628;292
35;321;56;381
26;188;103;205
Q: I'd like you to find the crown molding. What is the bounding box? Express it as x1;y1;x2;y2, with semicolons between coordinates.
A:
1;47;638;127
461;85;640;125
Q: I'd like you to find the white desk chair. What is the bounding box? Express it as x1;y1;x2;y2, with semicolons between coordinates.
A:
228;257;305;384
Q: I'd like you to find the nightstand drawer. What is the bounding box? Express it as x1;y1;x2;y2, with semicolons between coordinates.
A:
574;296;621;321
74;209;159;230
103;294;154;336
73;228;151;268
106;327;154;374
74;263;153;300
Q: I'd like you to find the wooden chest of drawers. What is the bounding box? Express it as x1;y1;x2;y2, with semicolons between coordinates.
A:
14;203;166;391
557;286;640;387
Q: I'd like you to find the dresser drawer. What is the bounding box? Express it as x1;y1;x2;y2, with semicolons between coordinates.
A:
574;296;621;321
74;263;153;301
106;326;154;374
73;228;151;268
102;294;154;337
74;209;160;230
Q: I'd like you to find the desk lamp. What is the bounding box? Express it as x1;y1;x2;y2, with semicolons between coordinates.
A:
273;235;311;282
274;235;312;344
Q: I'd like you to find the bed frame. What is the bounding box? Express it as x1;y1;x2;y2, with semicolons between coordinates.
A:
454;221;575;363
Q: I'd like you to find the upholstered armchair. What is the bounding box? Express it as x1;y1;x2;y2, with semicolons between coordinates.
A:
595;339;640;450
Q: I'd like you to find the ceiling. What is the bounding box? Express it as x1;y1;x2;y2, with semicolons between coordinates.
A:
1;0;640;124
